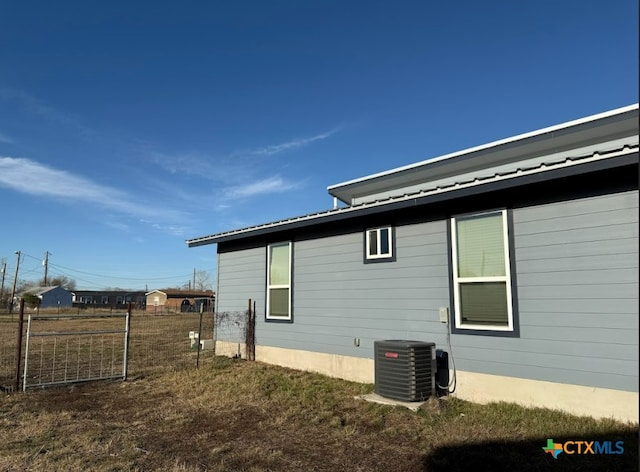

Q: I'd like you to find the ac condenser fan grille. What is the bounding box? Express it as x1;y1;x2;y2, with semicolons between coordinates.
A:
374;340;436;402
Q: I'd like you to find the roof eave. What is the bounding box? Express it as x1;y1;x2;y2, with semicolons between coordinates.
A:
328;104;639;204
186;148;638;247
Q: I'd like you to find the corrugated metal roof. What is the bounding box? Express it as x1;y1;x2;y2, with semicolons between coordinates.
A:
328;104;639;204
186;142;638;247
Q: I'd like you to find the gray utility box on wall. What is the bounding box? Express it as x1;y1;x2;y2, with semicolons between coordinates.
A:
374;340;436;402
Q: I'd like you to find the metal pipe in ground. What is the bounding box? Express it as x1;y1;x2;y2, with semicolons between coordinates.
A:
13;299;25;392
122;303;132;381
196;303;203;369
22;313;32;392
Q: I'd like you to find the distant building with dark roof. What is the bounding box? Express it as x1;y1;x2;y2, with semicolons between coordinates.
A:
72;290;146;309
145;289;215;313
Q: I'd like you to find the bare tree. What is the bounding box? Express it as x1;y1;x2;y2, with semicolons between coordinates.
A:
43;275;77;290
194;270;214;291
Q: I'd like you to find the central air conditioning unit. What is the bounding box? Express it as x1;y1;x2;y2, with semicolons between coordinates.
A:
374;340;436;402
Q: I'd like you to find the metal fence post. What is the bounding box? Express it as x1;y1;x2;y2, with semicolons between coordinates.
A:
122;303;132;380
196;302;203;369
22;313;32;392
246;299;255;361
14;299;25;392
212;310;217;355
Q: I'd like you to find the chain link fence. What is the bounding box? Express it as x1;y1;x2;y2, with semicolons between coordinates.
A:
213;300;256;361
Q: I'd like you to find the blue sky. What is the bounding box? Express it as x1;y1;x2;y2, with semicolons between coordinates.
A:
1;1;638;291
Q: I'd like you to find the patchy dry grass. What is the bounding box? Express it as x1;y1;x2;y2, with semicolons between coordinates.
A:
0;357;637;471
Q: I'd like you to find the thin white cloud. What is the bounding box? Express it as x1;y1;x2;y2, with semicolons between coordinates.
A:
223;176;301;199
249;128;341;156
149;126;342;181
151;223;188;236
149;151;238;181
0;88;94;136
0;156;187;223
104;221;131;232
0;132;14;144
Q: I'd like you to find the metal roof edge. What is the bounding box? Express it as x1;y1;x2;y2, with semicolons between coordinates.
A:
186;144;638;247
327;104;639;194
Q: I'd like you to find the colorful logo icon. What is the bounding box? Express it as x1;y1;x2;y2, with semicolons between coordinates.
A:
542;439;624;458
543;439;564;459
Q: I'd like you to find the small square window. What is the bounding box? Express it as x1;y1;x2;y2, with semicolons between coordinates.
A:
365;227;394;262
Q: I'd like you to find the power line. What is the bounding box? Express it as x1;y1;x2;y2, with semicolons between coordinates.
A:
20;252;194;282
49;262;193;281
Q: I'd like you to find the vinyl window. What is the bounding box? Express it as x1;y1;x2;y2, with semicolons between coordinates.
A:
365;227;393;261
267;242;292;320
451;210;514;331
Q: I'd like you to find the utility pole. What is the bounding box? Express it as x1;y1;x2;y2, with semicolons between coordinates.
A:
0;261;6;303
43;251;51;286
10;251;21;313
193;268;196;291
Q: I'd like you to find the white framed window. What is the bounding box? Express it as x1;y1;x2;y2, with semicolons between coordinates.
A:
451;210;514;332
101;296;109;304
267;241;292;321
365;226;394;261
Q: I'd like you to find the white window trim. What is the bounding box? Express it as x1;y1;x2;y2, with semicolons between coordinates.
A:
451;210;514;332
266;241;292;321
365;226;393;260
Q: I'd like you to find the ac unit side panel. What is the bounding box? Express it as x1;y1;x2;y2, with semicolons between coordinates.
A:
374;340;436;402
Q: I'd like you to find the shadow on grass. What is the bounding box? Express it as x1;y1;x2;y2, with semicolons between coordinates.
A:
423;430;638;472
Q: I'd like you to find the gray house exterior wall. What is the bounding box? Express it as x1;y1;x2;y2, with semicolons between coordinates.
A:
217;247;266;313
215;189;638;394
199;105;639;420
510;190;638;392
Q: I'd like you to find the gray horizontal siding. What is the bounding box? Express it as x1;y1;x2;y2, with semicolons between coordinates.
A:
456;335;637;361
216;248;265;314
517;268;638;285
518;298;638;314
519;312;638;330
256;223;452;360
453;346;637;378
460;358;635;392
449;190;638;391
215;189;638;393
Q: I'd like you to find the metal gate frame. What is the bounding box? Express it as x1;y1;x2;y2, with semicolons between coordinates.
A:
22;312;130;391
